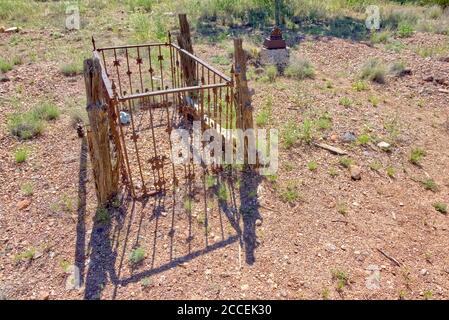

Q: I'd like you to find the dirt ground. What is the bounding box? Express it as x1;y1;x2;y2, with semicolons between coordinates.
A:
1;17;449;300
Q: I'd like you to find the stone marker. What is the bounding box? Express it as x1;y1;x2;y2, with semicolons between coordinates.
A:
260;27;289;71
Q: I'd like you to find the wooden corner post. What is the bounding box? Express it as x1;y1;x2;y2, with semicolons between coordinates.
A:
83;57;119;206
177;14;196;87
233;38;254;165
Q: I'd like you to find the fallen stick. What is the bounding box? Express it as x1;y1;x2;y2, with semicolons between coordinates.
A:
377;248;401;267
438;89;449;94
313;142;348;155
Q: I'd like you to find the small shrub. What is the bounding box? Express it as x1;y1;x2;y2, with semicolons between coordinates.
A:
317;112;332;130
328;167;339;177
127;0;153;12
21;182;34;196
356;134;371;145
432;202;447;214
370;30;392;44
256;96;272;127
369;160;382;171
339;157;353;168
422;179;438;192
410;148;426;165
14;148;29;163
386;166;395;178
337;202;348;216
218;184;228;201
339;97;353;107
282;120;300;149
95;207;110;224
307;160;318;171
300;118;314;144
280;182;299;203
0;57;13;73
285;57;315;80
332;269;349;291
211;55;229;66
368;95;380;107
14;248;35;262
397;22;414;38
352;80;368;91
129;246;145;265
7;112;45;140
266;65;278;82
60;62;83;77
205;174;217;189
131;12;150;42
360;58;386;84
34;102;60;121
183;196;193;212
389;61;406;76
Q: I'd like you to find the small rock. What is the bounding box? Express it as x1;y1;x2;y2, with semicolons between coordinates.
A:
349;165;361;180
325;243;336;252
280;290;288;297
341;132;356;143
399;202;404;207
241;284;249;291
420;269;428;276
39;291;50;300
329;134;338;142
255;219;262;227
0;26;5;33
377;141;391;150
440;56;449;63
0;75;10;82
5;27;19;33
398;68;412;77
423;75;434;82
365;265;381;289
160;211;168;217
17;199;31;210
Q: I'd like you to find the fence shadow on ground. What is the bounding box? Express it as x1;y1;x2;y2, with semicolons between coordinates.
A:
77;161;262;299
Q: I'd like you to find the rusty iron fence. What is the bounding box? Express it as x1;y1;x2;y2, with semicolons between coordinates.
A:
90;35;243;198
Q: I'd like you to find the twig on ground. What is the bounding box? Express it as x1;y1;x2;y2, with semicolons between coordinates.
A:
377;248;401;267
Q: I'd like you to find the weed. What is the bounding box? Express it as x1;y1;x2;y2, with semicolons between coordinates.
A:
280;182;299;204
14;147;29;163
432;202;447;214
0;57;12;73
360;58;386;84
317;112;332;130
423;290;433;300
285;56;315;80
368;95;380;107
129;246;145;265
389;61;406;76
337;202;348;216
218;184;228;201
410;148;426;165
339;97;353;107
266;65;278;82
321;288;330;300
14;248;35;262
352;80;368;91
386;166;395;178
307;160;318;171
60;62;82;77
422;179;438;192
7;112;45;140
328;167;339;177
184;196;193;212
356;134;371;145
300;118;314;144
34;101;60;121
95;207;110;224
370;30;392;44
397;22;414;38
369;160;382;171
205;174;217;189
282;120;300;149
339;157;353;168
211;55;229;66
21;182;33;196
332;269;349;291
256;96;272;127
141;277;153;288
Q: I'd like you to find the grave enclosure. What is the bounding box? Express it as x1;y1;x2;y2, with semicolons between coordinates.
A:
83;14;255;206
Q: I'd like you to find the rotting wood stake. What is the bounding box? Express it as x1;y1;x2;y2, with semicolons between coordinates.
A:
84;57;119;206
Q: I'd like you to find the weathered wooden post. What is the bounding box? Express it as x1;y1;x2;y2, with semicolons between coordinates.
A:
83;57;119;206
233;38;254;165
177;14;196;87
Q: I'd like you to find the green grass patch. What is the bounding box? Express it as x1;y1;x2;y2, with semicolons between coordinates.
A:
129;246;145;265
285;57;315;80
307;160;318;171
433;202;447;214
14;147;29;163
339;97;353;107
422;178;438;192
410;148;426;165
21;182;34;196
360;58;386;84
